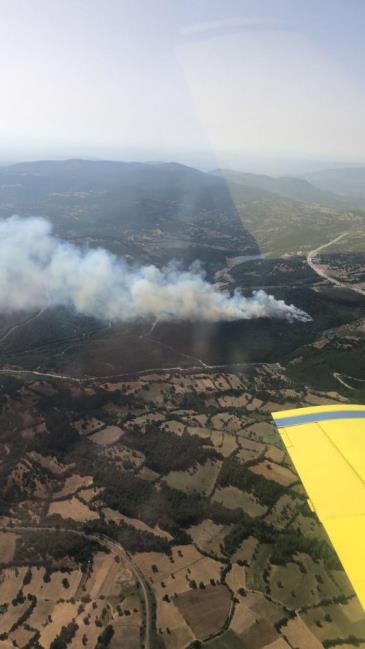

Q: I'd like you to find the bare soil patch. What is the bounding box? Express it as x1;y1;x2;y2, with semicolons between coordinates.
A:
213;486;267;517
249;461;297;487
90;424;123;445
225;563;246;594
282;616;323;649
48;496;99;521
232;536;258;563
103;507;172;539
164;459;222;497
175;584;231;639
54;474;93;498
156;599;195;649
0;532;18;563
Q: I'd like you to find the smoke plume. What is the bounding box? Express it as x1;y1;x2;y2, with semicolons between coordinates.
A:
0;216;311;323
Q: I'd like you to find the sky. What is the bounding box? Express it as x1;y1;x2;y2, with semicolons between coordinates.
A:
1;0;365;171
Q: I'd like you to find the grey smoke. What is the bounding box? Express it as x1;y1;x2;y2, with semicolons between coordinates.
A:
0;216;311;323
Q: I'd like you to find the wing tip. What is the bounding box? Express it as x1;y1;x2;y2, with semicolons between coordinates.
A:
271;404;365;428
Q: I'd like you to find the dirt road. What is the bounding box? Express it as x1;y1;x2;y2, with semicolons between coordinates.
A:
307;232;365;296
4;525;153;649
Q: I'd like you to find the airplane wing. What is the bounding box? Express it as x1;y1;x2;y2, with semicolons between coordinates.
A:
271;404;365;610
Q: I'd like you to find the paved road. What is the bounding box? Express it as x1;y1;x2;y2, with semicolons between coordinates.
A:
333;372;355;390
308;234;365;394
307;232;365;296
0;368;84;382
0;360;273;384
3;525;152;649
333;371;365;391
98;533;152;649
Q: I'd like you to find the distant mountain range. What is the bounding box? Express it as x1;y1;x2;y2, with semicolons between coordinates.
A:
0;159;364;252
0;158;363;376
0;158;273;203
0;158;278;227
304;167;365;201
0;159;273;267
212;168;341;204
0;157;351;208
1;157;363;204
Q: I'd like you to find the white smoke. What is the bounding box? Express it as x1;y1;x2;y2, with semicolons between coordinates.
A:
0;216;311;323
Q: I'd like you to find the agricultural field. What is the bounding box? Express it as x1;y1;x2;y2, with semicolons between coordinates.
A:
0;529;141;649
0;155;365;649
0;362;364;649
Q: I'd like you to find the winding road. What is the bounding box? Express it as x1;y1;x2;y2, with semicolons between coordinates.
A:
99;534;152;649
0;360;273;384
0;309;47;346
4;525;152;649
308;234;365;392
307;232;365;296
333;372;355;390
333;371;365;391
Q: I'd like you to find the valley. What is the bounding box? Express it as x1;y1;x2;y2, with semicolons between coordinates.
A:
0;159;364;649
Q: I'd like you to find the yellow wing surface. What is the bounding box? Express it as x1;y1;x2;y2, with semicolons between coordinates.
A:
271;404;365;610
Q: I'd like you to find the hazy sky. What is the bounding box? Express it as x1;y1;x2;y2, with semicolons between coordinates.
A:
1;0;365;166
